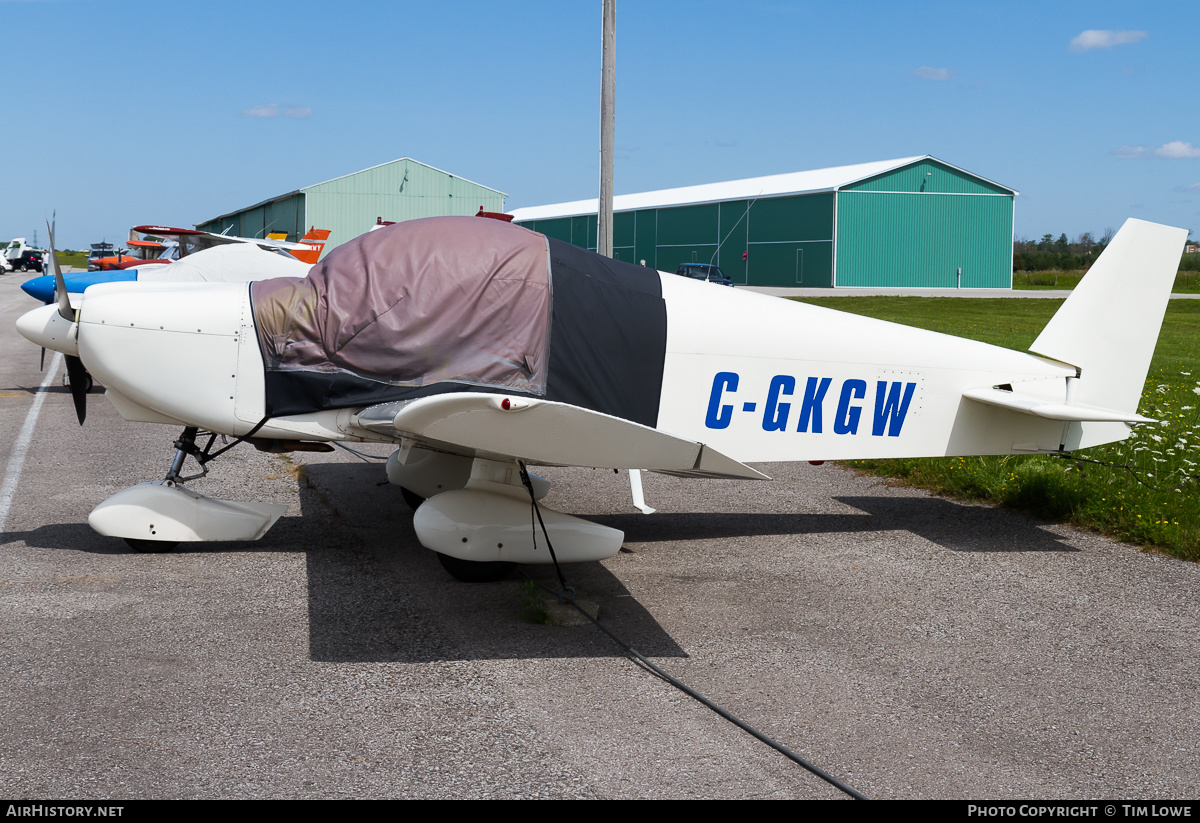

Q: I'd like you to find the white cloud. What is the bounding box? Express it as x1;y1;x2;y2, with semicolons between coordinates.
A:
1111;145;1147;158
1069;29;1148;52
1155;141;1200;159
239;103;312;119
241;104;279;118
912;66;953;81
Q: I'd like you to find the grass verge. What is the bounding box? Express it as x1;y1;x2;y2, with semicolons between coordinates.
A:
794;296;1200;561
518;580;558;625
53;251;88;270
1013;270;1200;293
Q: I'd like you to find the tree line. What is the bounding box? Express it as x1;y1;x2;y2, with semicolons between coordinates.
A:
1013;230;1198;272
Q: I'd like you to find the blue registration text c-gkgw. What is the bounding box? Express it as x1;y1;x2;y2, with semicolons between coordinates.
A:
705;372;916;437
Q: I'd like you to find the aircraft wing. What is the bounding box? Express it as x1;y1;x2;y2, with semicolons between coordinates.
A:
133;225;240;256
351;392;769;480
132;225;328;261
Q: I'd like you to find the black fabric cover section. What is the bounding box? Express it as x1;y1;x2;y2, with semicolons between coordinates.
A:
543;238;667;428
261;368;507;418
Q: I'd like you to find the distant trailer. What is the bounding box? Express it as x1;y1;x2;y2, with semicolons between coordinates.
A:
5;237;35;263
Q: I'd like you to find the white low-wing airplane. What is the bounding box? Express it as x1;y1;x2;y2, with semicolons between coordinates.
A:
21;226;327;305
15;215;1186;580
131;224;331;265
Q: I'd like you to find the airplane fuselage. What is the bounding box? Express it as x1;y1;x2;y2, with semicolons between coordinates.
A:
655;274;1078;461
72;272;1084;466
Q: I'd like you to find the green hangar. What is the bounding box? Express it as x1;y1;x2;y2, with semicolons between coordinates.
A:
509;156;1017;288
196;157;507;259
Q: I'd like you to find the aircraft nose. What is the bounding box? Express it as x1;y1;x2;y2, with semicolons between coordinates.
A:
16;303;79;356
20;274;55;303
76;282;250;431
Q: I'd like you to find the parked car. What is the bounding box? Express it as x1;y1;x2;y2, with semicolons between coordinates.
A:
4;237;34;271
11;250;44;272
675;263;733;286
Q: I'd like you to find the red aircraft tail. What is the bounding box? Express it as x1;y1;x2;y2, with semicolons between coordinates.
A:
290;227;331;264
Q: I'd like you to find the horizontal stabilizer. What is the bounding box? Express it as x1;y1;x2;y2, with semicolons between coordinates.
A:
356;393;769;480
962;387;1155;423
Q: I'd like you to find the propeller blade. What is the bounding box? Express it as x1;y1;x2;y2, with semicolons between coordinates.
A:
64;354;88;425
46;214;71;322
40;346;45;371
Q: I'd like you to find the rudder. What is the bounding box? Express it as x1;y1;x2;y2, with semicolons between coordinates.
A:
1030;218;1186;416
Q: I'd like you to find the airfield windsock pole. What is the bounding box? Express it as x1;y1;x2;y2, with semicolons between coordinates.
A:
598;0;615;258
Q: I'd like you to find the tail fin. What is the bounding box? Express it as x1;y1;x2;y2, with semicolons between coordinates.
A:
290;227;331;264
1032;218;1185;408
1029;218;1186;448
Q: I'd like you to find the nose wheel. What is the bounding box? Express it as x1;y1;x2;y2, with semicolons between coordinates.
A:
63;371;94;393
89;423;287;550
436;552;516;582
125;538;179;554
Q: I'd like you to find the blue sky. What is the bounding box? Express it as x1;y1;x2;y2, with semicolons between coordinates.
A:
3;0;1196;249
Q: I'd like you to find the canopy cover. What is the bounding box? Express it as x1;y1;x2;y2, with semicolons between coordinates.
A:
141;242;311;284
252;216;552;414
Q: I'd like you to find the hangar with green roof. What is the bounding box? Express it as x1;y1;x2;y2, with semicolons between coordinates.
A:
196;157;507;260
508;155;1017;288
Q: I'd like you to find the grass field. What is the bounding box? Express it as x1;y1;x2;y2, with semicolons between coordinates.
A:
1013;270;1200;293
1011;271;1085;290
54;251;88;269
794;296;1200;561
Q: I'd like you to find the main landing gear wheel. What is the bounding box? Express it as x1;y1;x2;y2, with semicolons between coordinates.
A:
400;486;425;512
436;552;516;583
124;538;179;554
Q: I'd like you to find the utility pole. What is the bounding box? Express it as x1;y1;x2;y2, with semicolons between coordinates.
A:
597;0;615;258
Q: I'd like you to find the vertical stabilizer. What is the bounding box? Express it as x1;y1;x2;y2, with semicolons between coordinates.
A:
1030;218;1186;415
290;228;331;264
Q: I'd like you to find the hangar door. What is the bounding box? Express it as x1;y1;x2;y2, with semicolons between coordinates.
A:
835;191;1013;288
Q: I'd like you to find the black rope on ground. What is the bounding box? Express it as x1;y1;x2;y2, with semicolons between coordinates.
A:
514;465;867;800
520;569;867;800
518;461;571;597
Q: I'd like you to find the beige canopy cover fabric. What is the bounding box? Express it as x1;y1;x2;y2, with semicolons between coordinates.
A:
252;216;552;400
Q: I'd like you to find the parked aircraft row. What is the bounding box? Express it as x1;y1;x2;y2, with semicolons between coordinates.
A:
21;226;329;304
